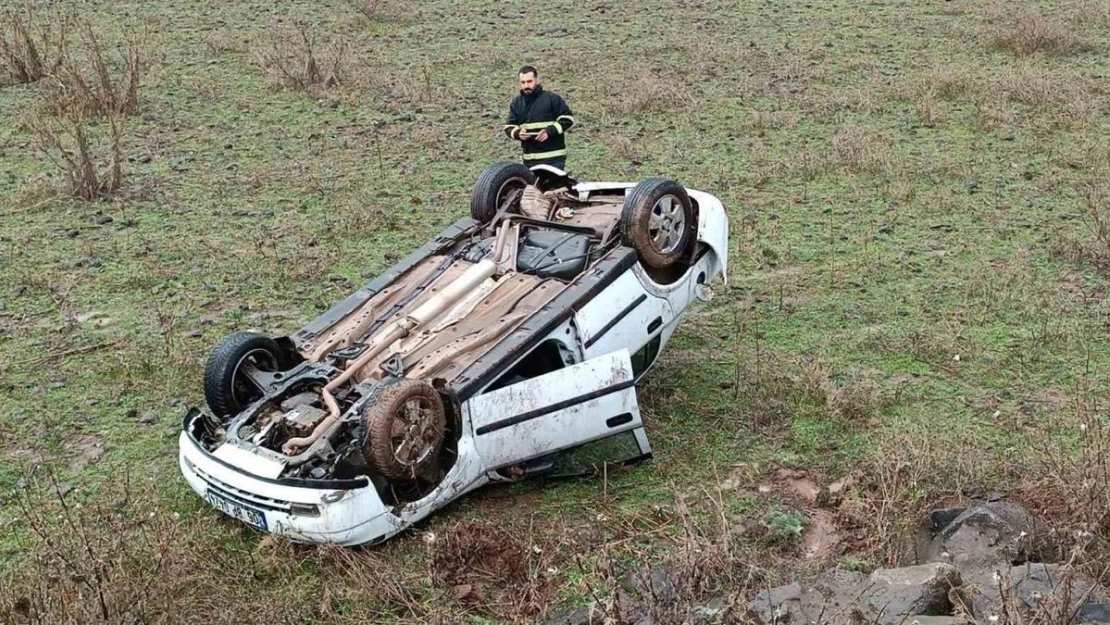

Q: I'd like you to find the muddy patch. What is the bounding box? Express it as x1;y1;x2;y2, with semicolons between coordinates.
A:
762;468;821;504
64;434;107;473
802;509;842;561
1;433;106;474
759;469;845;560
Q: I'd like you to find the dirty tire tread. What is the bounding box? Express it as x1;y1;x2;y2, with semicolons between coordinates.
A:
470;162;536;223
619;178;695;269
203;332;282;417
364;380;447;481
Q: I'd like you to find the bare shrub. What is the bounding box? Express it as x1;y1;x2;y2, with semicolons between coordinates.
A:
993;12;1086;57
0;473;185;624
15;19;141;200
20;109;125;200
0;4;68;86
254;23;347;92
45;21;141;118
1051;182;1110;275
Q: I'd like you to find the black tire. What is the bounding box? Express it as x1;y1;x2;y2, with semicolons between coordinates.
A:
203;332;283;417
362;379;447;481
619;178;696;269
470;162;536;223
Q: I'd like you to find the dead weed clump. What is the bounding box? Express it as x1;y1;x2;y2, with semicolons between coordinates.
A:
20;102;126;201
345;0;409;24
837;434;983;566
988;68;1098;130
0;474;199;624
898;64;977;127
600;69;694;118
428;519;556;619
0;5;68;86
254;23;348;92
1051;182;1110;276
798;360;886;423
793;125;892;178
1028;388;1110;563
992;11;1090;57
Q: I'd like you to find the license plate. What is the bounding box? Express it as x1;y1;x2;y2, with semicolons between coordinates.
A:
205;490;268;531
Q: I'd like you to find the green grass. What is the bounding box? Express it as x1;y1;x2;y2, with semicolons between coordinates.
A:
3;0;1110;622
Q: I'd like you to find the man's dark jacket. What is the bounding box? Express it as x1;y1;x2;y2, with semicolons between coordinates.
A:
504;85;575;165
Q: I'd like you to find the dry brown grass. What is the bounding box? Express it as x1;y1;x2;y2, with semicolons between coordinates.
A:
599;68;695;118
254;23;348;92
1031;387;1110;546
345;0;409;23
0;4;68;86
992;11;1088;57
1074;0;1110;27
898;64;977;127
836;432;986;567
798;360;886;423
825;125;891;175
1050;182;1110;275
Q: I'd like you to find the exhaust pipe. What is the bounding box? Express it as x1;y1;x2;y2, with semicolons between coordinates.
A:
282;226;514;456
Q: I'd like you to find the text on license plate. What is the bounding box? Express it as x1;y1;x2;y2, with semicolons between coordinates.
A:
205;490;268;531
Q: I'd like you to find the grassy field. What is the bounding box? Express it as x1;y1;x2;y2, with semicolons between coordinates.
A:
2;0;1110;623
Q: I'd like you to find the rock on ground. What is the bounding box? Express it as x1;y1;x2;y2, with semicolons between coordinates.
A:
748;564;961;625
919;501;1059;567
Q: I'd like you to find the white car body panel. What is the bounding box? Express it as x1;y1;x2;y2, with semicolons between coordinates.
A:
575;271;674;359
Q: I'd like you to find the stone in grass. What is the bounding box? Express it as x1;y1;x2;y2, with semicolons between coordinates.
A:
748;563;962;625
922;501;1060;568
139;410;157;425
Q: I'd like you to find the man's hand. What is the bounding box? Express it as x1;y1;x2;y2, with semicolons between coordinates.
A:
518;131;534;141
535;129;549;142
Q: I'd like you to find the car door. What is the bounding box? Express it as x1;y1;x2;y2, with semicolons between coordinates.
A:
466;349;649;472
574;269;674;361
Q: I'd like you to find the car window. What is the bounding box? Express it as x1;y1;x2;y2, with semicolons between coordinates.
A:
630;335;662;379
486;339;569;392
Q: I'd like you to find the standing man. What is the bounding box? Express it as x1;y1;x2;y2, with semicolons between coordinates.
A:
503;66;575;171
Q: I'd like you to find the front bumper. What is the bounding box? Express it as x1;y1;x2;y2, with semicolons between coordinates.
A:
178;418;401;546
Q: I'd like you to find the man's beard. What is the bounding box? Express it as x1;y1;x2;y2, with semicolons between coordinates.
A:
522;87;533;94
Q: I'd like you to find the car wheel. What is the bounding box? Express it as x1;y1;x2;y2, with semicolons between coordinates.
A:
363;379;447;481
470;162;536;224
203;332;284;417
619;178;696;269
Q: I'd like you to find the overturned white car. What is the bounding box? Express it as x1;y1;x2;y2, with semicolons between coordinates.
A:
178;163;729;545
